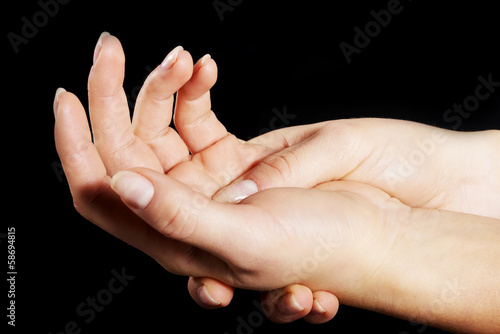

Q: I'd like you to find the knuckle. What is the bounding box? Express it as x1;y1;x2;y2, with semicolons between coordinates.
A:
71;177;110;220
95;129;137;158
73;141;95;162
323;119;365;142
230;255;278;290
61;140;95;168
258;149;299;182
322;119;368;159
158;199;198;241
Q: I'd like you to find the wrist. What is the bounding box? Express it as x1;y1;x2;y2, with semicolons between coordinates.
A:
450;129;500;218
366;207;500;333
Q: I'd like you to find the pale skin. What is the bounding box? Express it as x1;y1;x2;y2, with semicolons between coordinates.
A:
54;33;500;332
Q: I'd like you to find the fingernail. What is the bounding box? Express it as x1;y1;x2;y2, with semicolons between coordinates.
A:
53;87;66;117
197;285;220;306
161;45;184;70
313;299;327;314
278;293;305;315
110;171;155;209
195;54;211;70
93;31;110;64
212;180;258;204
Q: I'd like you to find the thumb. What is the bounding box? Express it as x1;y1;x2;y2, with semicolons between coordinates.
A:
110;168;247;255
213;124;367;203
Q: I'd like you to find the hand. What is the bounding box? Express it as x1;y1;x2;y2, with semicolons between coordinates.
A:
55;32;500;325
216;118;500;219
109;167;410;304
54;32;337;323
199;111;499;319
109;165;500;334
202;111;500;320
54;33;500;332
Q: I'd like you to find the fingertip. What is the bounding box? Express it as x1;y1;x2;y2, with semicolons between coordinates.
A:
197;285;221;308
94;33;123;66
213;179;259;204
194;54;211;70
313;298;327;314
54;90;86;126
160;46;184;70
279;292;306;314
179;55;217;101
93;32;111;65
194;54;217;75
283;286;313;314
159;48;194;79
195;55;217;86
262;285;313;324
53;87;66;117
188;277;234;309
269;292;311;324
88;33;125;96
304;291;339;324
176;49;195;72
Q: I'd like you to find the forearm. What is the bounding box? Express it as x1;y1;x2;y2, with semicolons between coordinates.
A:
443;129;500;219
372;208;500;333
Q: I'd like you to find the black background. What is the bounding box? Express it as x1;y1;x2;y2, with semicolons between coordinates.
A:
4;0;500;333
